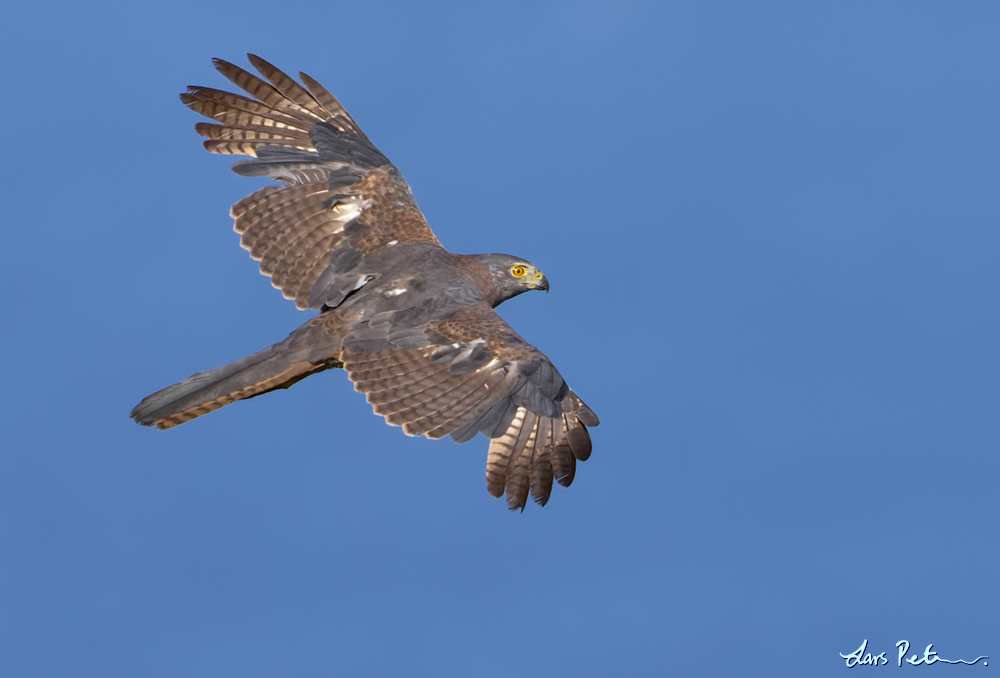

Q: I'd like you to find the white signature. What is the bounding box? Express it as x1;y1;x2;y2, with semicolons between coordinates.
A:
840;639;988;667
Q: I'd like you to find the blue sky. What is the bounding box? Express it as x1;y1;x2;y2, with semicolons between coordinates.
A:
3;1;998;676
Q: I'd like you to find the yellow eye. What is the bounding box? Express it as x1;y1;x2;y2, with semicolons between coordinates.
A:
510;264;528;278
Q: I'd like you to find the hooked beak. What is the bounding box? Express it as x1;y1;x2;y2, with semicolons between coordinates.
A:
534;272;549;292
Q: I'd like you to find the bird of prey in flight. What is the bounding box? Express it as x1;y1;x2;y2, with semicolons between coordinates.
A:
131;55;599;510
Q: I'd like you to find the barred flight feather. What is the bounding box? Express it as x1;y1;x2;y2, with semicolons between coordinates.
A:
368;369;465;415
181;87;307;130
401;373;500;437
356;362;446;397
552;427;577;487
297;72;366;138
246;54;329;119
277;235;357;302
565;416;593;462
426;374;509;440
504;410;538;510
486;407;526;499
231;184;304;225
238;202;323;254
213;58;313;121
252;195;336;263
347;350;428;377
274;227;348;289
529;444;555;506
193;121;312;146
387;372;485;430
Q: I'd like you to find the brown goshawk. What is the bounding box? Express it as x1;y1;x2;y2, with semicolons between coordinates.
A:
131;55;599;510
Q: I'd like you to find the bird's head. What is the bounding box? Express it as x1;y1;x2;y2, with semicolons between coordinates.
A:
472;253;549;306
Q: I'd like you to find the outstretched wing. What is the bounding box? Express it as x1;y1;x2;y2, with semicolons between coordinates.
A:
181;54;442;310
341;303;599;510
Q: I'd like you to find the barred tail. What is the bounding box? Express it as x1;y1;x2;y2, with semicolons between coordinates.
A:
130;318;341;430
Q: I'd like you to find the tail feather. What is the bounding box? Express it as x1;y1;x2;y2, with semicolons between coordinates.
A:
131;319;341;429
